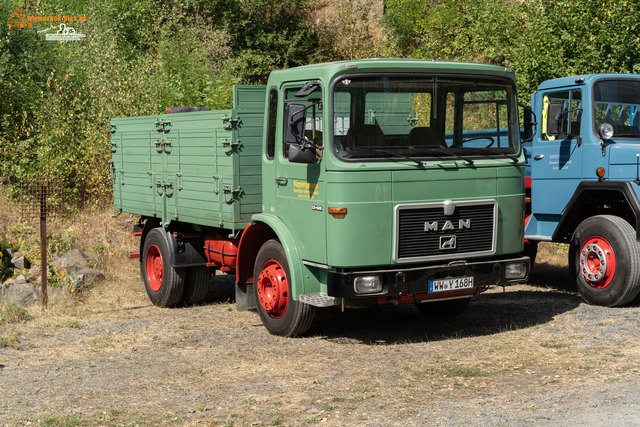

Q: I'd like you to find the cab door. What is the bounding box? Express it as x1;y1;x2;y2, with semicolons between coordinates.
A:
274;82;327;264
530;88;584;217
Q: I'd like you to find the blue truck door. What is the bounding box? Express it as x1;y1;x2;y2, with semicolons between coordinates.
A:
529;89;584;238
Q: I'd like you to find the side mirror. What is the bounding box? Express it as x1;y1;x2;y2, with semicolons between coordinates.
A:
546;103;564;136
285;103;306;144
288;142;317;164
522;105;537;142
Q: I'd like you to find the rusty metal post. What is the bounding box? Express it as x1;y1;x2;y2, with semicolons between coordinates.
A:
40;184;48;309
20;178;63;310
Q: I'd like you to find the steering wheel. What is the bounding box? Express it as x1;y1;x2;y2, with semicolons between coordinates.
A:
461;136;495;148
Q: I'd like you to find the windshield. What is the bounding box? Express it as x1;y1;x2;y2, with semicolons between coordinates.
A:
593;79;640;139
331;75;519;162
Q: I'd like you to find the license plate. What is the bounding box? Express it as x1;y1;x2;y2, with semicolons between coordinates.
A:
429;276;474;293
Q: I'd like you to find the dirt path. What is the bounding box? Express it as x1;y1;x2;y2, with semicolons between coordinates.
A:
3;260;640;426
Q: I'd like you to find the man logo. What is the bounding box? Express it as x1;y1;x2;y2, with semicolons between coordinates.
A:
440;236;456;250
424;219;471;232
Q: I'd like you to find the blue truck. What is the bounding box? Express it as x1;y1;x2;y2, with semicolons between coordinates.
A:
523;73;640;306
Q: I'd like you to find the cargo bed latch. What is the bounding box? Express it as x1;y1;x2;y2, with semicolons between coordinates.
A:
222;114;240;130
221;138;243;155
222;185;244;204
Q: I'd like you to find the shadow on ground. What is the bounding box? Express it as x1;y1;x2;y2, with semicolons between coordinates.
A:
308;287;582;344
528;260;576;293
199;266;584;344
203;272;236;303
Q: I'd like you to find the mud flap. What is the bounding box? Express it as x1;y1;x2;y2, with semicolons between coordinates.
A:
235;283;256;311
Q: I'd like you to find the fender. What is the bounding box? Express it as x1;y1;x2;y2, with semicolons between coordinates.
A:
553;181;640;242
236;214;306;300
139;217;206;269
138;217;161;281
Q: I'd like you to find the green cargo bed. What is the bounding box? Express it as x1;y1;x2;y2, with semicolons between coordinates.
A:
109;85;266;233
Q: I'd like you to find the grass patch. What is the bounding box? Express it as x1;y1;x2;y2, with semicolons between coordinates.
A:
446;367;490;378
540;342;569;349
0;299;32;325
0;332;20;348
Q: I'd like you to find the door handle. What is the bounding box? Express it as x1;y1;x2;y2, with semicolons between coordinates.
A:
275;178;288;186
533;154;544;160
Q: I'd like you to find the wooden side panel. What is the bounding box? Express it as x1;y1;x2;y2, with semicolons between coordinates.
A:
110;86;266;232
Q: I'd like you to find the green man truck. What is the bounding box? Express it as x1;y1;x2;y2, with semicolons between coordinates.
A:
109;59;530;337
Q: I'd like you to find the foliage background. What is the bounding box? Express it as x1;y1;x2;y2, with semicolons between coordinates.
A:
1;0;638;203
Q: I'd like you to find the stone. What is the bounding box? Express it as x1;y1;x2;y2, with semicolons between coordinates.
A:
0;280;63;306
0;280;39;305
2;247;15;260
51;249;97;275
11;254;30;270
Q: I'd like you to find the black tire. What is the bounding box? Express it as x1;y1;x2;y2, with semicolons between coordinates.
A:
415;298;470;319
569;215;640;307
253;240;315;337
180;267;209;305
142;228;185;307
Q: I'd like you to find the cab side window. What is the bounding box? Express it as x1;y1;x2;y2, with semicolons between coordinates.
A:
266;88;278;159
283;86;323;159
542;89;582;140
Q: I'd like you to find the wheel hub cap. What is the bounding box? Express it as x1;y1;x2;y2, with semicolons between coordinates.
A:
579;236;616;289
580;243;607;281
256;260;288;318
146;245;163;292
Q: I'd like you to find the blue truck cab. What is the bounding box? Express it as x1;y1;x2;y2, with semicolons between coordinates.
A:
524;73;640;306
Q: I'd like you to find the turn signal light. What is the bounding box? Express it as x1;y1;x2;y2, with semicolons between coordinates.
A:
596;167;606;179
328;207;347;219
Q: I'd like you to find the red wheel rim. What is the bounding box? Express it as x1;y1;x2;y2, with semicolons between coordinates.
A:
256;259;288;319
146;244;163;292
579;236;616;289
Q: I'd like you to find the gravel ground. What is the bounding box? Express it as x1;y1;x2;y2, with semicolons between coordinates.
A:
3;267;640;426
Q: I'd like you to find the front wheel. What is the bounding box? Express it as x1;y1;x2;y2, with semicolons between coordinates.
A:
253;240;315;337
569;215;640;306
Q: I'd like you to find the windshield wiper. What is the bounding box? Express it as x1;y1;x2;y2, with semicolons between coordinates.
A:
474;147;519;163
345;147;424;166
410;147;475;165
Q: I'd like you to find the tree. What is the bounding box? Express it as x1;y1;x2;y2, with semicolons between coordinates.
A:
514;0;640;93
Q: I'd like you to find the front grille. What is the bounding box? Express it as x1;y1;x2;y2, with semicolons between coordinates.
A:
395;201;496;262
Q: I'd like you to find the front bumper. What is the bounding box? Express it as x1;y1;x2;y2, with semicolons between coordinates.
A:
326;255;530;299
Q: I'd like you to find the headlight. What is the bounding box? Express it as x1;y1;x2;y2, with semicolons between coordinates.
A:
599;123;614;140
354;276;383;294
505;262;527;279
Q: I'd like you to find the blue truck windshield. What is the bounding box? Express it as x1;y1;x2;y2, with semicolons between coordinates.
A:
332;76;519;161
594;79;640;139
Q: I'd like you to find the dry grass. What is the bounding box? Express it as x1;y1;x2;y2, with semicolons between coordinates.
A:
2;193;640;426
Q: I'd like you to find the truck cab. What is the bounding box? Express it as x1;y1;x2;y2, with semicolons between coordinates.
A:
524;74;640;306
244;60;529;334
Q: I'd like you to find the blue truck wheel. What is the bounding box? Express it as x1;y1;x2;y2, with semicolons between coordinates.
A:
253;240;315;337
569;215;640;307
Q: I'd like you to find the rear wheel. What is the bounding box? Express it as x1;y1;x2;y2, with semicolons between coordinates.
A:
181;267;209;305
253;240;315;337
415;298;470;319
569;215;640;307
142;228;184;307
